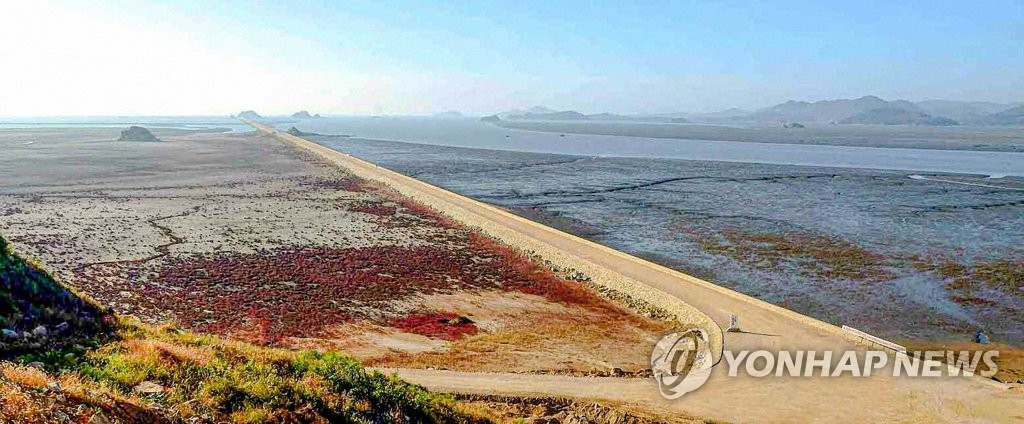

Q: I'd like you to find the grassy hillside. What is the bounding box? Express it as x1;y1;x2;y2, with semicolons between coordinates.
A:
0;234;484;423
6;321;481;423
1;236;112;356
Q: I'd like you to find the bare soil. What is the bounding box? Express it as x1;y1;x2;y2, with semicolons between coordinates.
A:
0;128;672;375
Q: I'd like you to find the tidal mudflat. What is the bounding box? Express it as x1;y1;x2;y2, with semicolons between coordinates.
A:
306;135;1024;347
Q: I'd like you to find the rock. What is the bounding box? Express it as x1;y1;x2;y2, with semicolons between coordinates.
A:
26;361;46;370
88;412;113;424
32;325;48;338
1;328;17;339
47;381;62;392
117;126;161;142
285;127;329;137
55;322;70;332
441;316;474;325
133;380;165;394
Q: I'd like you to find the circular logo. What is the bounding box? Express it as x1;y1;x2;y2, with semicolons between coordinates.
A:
650;328;714;399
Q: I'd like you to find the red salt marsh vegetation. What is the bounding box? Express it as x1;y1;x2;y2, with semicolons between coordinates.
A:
298;175;369;193
348;200;399;217
138;186;625;348
390;312;478;341
147;233;616;346
1;129;673;376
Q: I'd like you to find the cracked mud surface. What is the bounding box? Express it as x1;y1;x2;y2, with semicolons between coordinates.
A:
310;135;1024;345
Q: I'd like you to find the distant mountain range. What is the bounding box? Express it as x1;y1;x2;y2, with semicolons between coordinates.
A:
507;110;590;121
710;96;1021;126
500;107;688;123
977;105;1024;125
493;97;1022;127
838;106;958;126
914;100;1011;123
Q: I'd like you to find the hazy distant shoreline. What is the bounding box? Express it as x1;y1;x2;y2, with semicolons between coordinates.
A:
492;120;1024;152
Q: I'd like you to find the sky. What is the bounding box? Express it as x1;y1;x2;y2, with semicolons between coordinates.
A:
1;0;1022;116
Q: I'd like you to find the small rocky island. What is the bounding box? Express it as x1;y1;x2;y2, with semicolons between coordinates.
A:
236;110;262;119
480;115;501;123
291;111;322;119
285;127;351;138
286;126;320;137
117;126;161;142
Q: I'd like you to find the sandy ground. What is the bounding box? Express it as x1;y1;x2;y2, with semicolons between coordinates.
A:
251;121;1024;423
0;127;667;375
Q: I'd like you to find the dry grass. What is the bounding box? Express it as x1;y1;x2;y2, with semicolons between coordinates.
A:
455;395;711;424
9;320;484;423
0;362;167;424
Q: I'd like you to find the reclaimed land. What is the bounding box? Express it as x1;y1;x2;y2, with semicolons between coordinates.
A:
2;124;1022;422
0;127;693;422
249;121;1024;423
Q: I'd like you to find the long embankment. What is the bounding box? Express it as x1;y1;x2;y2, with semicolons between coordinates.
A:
246;122;1013;376
246;120;860;360
245;121;1020;422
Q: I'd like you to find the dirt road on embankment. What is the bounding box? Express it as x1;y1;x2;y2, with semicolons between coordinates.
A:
248;120;1022;423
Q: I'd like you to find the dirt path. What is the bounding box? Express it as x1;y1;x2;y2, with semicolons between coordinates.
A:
249;121;1022;423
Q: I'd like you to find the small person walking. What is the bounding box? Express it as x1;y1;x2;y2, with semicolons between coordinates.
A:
974;329;989;345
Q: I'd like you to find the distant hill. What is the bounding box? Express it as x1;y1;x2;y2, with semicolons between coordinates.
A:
577;113;688;123
838;107;959;126
497;106;554;119
526;106;555;114
491;97;1018;126
748;95;892;123
740;95;973;126
117;126;161;142
979;105;1024;126
237;110;262;119
432;111;464;119
916;100;1014;124
480;115;501;123
291;111;321;119
586;113;629;121
695;108;751;119
508;110;590;121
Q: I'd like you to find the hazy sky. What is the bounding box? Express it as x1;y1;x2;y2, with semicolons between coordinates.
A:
2;0;1022;116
